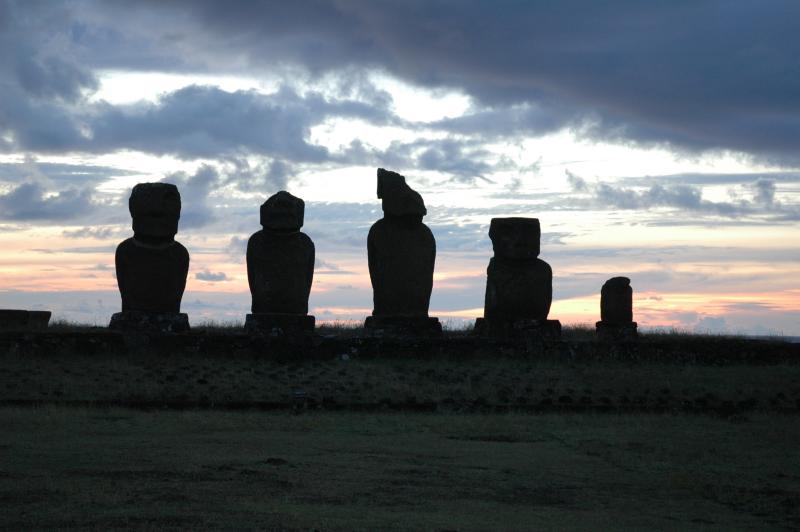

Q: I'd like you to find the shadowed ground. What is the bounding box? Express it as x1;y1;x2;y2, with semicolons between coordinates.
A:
1;408;798;530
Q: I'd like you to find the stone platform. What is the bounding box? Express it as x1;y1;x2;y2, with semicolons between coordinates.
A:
109;311;190;333
245;313;315;337
596;322;638;342
474;317;562;340
0;310;51;331
364;316;442;338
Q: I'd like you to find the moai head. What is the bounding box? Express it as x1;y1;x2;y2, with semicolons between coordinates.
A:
377;168;426;223
601;277;633;323
260;191;305;232
489;217;540;259
129;183;181;240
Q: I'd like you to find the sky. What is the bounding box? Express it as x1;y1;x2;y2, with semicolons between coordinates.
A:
0;0;798;334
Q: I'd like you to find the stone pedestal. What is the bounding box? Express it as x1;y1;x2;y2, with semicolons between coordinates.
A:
474;317;561;340
596;321;638;342
109;311;189;333
245;313;315;337
364;316;442;338
0;310;51;330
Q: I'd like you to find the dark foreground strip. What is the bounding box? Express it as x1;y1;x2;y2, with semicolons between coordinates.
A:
1;398;798;416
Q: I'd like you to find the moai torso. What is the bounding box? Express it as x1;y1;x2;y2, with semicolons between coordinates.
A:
368;215;435;317
115;183;189;313
247;191;315;315
368;169;436;318
483;217;552;322
600;277;633;323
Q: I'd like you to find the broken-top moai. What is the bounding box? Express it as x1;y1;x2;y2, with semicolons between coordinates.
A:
110;183;190;332
246;191;315;336
474;217;561;339
365;168;441;337
596;277;638;341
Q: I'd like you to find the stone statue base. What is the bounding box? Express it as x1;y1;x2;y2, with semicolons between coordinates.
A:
474;317;561;340
0;309;51;330
364;316;442;338
596;321;638;342
109;311;190;333
245;313;315;337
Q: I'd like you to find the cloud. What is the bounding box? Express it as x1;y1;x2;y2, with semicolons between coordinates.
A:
3;2;799;164
49;0;798;164
567;171;800;221
195;269;229;282
0;182;96;221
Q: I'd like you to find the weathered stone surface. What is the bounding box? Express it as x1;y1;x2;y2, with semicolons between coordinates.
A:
245;313;315;337
596;321;638;342
367;169;436;322
115;238;189;313
260;190;305;231
477;217;557;338
247;191;315;316
109;310;189;333
484;256;553;322
129;182;181;240
474;317;561;341
377;168;427;219
600;277;633;323
489;217;540;259
113;183;190;328
364;316;442;338
0;310;51;330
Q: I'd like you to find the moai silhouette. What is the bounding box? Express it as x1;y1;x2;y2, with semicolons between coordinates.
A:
596;277;638;340
110;182;190;332
364;168;441;337
474;217;561;339
245;191;315;336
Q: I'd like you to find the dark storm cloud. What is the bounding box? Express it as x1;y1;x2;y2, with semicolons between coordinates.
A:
0;161;136;186
0;182;96;221
3;0;800;177
64;0;800;163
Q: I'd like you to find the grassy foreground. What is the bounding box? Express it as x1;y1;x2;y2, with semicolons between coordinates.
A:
1;407;799;530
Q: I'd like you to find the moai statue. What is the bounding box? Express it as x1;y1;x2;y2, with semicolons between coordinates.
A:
245;191;315;336
474;217;561;339
596;277;638;341
109;183;190;332
364;168;441;337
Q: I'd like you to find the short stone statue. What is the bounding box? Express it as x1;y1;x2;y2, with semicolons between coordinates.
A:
246;191;315;336
475;217;560;339
596;277;637;340
365;168;441;337
110;182;190;332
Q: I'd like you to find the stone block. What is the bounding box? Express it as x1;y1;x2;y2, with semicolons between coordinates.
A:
109;311;189;333
364;316;442;338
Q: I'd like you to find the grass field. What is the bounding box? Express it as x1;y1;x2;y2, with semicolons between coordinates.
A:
1;352;799;412
1;407;798;530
